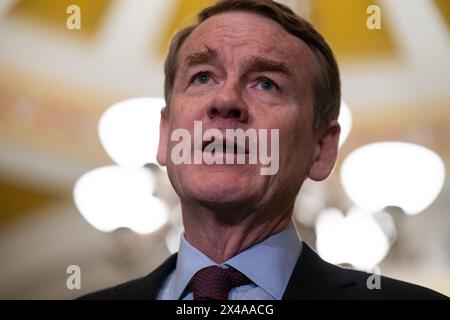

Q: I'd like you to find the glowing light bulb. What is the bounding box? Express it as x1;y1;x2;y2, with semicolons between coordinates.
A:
98;97;165;167
316;207;390;270
73;166;168;235
340;142;445;215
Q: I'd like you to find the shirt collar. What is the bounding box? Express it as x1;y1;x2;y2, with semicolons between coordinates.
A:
172;222;302;300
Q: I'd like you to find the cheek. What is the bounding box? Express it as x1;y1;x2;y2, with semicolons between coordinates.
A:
268;107;304;138
171;94;209;122
277;113;315;164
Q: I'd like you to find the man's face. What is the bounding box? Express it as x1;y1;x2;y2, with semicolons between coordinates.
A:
158;11;335;213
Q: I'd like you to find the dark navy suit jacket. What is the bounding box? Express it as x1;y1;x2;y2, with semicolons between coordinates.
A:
79;244;447;300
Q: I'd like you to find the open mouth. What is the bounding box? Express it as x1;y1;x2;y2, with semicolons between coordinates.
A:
201;137;248;155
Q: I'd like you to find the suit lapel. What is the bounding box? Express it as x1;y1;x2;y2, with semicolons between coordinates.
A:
147;253;178;299
282;243;355;299
118;253;178;300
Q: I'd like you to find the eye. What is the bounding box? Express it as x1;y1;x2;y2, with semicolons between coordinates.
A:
256;78;279;91
192;72;212;85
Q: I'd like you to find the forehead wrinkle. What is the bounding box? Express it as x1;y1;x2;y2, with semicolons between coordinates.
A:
186;30;312;75
178;12;319;93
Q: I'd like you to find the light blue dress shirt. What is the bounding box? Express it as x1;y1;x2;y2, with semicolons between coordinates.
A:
157;222;302;300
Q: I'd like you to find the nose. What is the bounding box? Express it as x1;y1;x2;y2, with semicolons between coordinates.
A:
207;79;248;123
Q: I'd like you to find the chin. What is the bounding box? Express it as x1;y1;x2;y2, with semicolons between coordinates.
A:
186;167;262;207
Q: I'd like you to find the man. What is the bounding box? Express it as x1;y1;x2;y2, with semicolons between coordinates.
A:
81;0;447;300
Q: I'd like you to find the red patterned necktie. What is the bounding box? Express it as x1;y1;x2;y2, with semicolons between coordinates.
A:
188;266;252;300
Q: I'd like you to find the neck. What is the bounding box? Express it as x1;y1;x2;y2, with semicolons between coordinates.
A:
181;201;293;263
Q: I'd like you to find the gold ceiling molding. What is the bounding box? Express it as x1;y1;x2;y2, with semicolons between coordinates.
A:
339;97;450;162
7;0;111;39
0;62;127;115
352;96;450;126
310;0;395;62
435;0;450;29
0;66;112;162
0;179;60;228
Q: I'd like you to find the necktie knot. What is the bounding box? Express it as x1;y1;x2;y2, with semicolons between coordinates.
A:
188;266;251;300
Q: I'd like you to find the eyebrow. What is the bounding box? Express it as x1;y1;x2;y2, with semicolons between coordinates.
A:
185;46;218;68
183;47;290;76
244;56;290;76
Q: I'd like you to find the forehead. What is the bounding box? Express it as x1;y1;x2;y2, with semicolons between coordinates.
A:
179;11;318;74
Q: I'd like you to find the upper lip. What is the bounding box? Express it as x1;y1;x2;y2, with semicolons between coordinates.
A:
201;137;249;154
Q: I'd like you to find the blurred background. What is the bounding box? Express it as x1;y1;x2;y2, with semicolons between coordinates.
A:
0;0;449;299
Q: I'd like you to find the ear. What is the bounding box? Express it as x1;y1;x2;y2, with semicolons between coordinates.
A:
307;120;340;181
156;107;169;166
